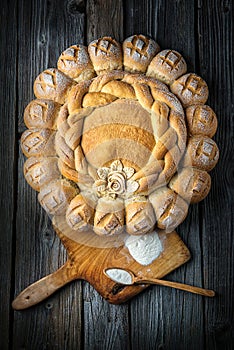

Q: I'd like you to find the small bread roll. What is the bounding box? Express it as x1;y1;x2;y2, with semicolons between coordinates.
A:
186;105;218;137
21;128;56;158
66;193;95;231
24;156;60;191
147;49;187;85
169;167;211;203
94;198;124;236
24;99;61;130
88;37;122;74
125;198;156;235
182;135;219;171
38;179;78;216
57;45;95;81
123;34;160;73
149;187;188;232
170;73;209;107
34;68;75;104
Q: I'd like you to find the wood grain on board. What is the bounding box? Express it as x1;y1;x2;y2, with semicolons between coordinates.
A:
12;216;190;309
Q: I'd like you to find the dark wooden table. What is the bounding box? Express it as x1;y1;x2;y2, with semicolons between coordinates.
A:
0;0;233;349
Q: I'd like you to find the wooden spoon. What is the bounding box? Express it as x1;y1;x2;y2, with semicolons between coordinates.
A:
104;268;215;297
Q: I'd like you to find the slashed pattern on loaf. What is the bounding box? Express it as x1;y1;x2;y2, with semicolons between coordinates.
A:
21;34;219;237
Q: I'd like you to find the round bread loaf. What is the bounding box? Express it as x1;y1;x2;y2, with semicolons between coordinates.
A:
21;128;56;158
34;68;75;104
21;35;219;237
125;198;156;235
170;73;209;107
123;34;160;73
94;198;125;236
66;193;96;231
169;167;211;203
186;104;218;137
182;135;219;171
149;187;188;231
147;49;187;84
88;37;122;74
57;45;95;81
38;179;79;216
24;99;61;130
24;156;60;191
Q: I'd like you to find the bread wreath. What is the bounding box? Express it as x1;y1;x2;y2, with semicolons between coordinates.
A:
21;35;219;236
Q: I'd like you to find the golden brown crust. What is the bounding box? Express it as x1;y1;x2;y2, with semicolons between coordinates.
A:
38;179;79;216
89;70;125;91
57;44;95;81
57;159;94;185
24;99;61;130
125;199;156;235
34;68;75;104
185;105;218;137
66;193;96;231
181;135;219;171
22;35;219;237
170;73;209;107
101;80;136;99
122;73;169;93
67;81;92;113
55;132;75;169
131;161;165;195
149;187;188;232
88;37;123;74
169;167;211;203
56;103;70;138
21;128;56;158
123;34;160;73
24;156;60;191
147;49;187;84
82;92;117;108
93;198;125;236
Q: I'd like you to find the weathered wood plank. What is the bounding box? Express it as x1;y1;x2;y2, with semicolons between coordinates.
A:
13;0;85;349
197;0;234;348
86;0;123;42
4;0;233;349
83;2;130;350
124;1;205;349
83;289;130;350
17;0;86;132
124;0;155;38
0;1;17;349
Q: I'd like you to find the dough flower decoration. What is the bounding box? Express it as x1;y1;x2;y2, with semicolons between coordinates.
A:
94;160;139;199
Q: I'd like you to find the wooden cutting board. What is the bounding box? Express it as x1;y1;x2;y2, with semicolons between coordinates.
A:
12;216;190;310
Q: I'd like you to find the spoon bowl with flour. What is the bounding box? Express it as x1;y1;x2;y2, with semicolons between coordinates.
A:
104;267;215;297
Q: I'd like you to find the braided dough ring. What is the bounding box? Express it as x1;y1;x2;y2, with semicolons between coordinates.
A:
21;35;219;236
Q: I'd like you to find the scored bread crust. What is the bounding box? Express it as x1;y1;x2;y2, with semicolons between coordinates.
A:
21;34;219;236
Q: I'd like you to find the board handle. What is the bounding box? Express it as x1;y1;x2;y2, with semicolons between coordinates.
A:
12;261;77;310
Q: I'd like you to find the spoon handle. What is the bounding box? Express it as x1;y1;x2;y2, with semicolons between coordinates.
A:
137;278;215;297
